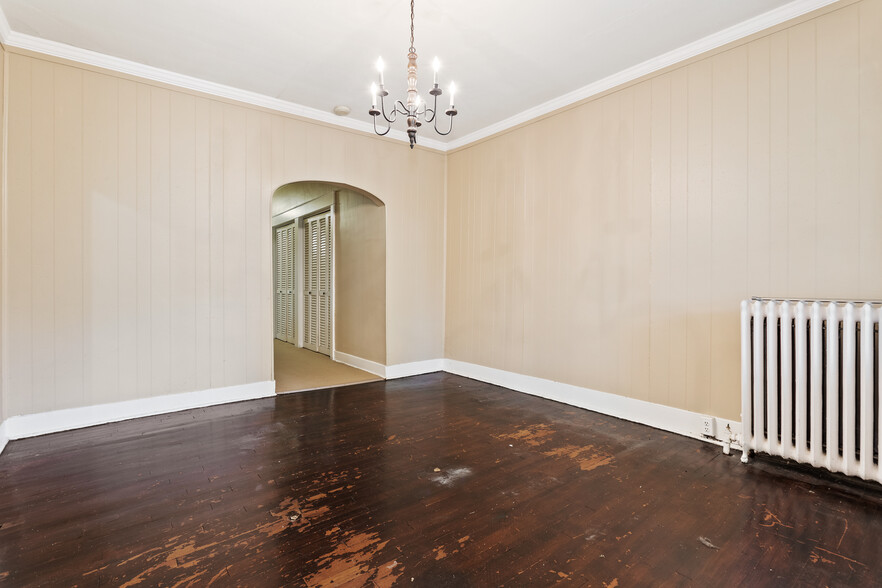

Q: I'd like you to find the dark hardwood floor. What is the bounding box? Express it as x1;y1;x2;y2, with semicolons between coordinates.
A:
1;373;881;586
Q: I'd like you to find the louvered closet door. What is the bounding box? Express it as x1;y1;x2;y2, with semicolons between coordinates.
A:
273;223;296;343
316;214;332;355
303;212;332;355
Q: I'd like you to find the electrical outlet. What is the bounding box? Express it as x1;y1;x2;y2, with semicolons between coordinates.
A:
702;416;716;438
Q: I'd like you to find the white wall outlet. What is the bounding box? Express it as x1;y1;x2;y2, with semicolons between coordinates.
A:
702;416;716;438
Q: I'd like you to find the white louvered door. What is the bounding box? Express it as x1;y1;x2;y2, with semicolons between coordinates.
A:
316;214;332;356
303;211;332;355
273;223;296;343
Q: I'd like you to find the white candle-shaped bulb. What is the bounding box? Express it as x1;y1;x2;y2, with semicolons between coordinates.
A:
433;57;440;85
370;83;377;108
376;57;385;85
449;82;456;109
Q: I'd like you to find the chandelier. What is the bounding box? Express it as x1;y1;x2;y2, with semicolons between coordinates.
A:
369;0;458;149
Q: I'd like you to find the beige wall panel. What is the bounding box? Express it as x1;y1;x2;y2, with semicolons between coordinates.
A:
193;97;212;393
117;80;139;402
53;65;85;411
768;31;790;297
335;190;386;364
7;55;33;417
649;75;672;407
0;45;5;424
860;0;882;296
149;87;172;396
244;110;264;383
444;149;470;365
3;55;33;417
787;22;818;298
616;86;636;397
667;67;689;412
747;39;772;297
207;99;225;388
710;47;749;422
259;112;275;380
83;71;121;406
30;59;55;414
382;142;446;364
222;104;248;387
631;82;653;404
446;0;882;421
3;50;445;418
135;84;152;399
816;6;861;298
169;92;198;395
685;59;713;415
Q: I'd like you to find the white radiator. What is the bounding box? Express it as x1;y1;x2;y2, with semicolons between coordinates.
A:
741;298;882;483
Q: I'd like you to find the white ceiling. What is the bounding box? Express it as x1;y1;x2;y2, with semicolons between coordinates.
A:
0;0;805;145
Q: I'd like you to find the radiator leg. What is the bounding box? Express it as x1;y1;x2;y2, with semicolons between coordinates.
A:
741;449;749;464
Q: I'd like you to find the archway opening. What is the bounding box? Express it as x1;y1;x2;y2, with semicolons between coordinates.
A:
271;181;386;393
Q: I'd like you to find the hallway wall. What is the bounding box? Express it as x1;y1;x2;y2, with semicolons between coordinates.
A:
335;189;386;365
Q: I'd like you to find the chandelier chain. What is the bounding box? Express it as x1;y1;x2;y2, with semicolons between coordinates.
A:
410;0;415;50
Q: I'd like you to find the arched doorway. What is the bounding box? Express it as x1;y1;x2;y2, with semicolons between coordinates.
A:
270;181;386;392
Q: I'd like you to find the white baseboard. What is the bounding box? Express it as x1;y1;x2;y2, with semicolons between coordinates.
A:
443;359;741;449
0;420;8;455
0;358;742;456
334;351;386;378
0;380;276;447
385;359;446;380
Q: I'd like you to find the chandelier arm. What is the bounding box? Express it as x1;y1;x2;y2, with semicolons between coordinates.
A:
433;111;455;136
424;92;439;123
373;114;393;136
379;95;398;124
394;100;411;117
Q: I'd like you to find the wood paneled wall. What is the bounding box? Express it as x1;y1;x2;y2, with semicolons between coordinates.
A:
3;51;445;417
445;0;882;421
0;44;5;425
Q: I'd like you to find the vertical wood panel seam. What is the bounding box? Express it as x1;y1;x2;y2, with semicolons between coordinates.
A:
814;21;819;295
167;92;171;394
50;65;56;408
856;4;862;281
79;68;85;408
701;58;716;412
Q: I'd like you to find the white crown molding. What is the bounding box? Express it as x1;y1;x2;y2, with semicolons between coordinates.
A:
0;380;275;445
0;0;841;154
0;6;10;43
444;0;842;150
0;18;447;153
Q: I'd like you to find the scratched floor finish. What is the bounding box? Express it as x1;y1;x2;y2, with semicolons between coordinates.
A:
1;373;881;586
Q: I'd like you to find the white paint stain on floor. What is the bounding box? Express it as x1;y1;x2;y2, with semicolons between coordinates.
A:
428;467;473;487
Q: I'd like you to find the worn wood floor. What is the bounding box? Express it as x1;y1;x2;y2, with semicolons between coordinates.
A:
1;373;881;587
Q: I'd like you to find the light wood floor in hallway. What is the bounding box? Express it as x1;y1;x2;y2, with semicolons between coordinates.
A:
273;339;381;393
